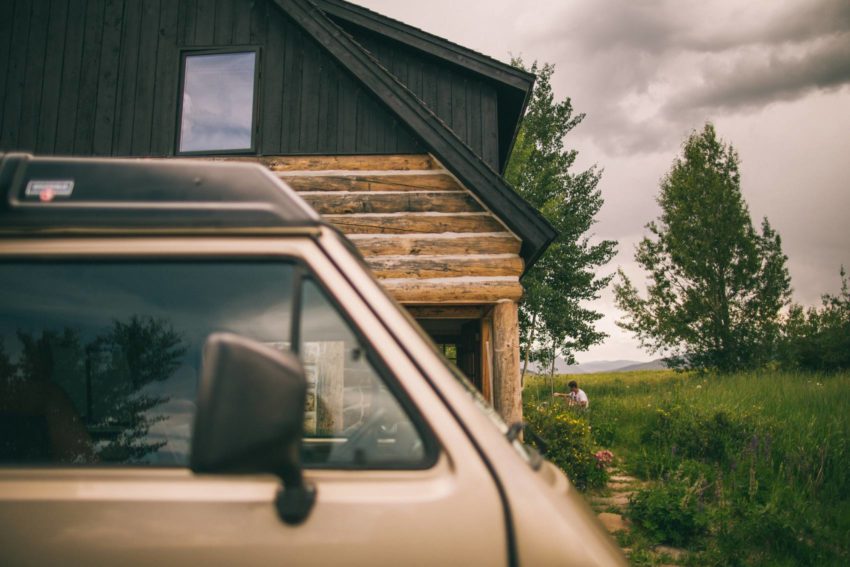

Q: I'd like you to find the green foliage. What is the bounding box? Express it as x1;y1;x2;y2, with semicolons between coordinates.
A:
643;405;758;466
541;369;850;565
707;497;821;567
522;400;607;490
88;316;186;461
506;61;616;376
780;267;850;372
614;124;791;372
628;473;709;547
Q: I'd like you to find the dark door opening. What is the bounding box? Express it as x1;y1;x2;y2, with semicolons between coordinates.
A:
417;318;482;391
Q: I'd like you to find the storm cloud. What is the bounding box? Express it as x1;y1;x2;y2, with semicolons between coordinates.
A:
513;0;850;154
671;36;850;113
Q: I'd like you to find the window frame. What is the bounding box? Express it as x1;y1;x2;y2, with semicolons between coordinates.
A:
174;47;262;156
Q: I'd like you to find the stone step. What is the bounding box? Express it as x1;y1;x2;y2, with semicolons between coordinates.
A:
597;512;630;533
609;474;638;483
655;545;686;560
590;493;632;508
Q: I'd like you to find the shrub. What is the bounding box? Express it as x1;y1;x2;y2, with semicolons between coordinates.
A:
702;492;826;567
642;405;759;468
588;410;618;446
523;401;607;490
780;267;850;372
553;370;850;565
628;473;709;547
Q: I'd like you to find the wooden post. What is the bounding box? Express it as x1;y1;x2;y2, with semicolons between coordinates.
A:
480;316;494;406
493;300;521;426
316;341;345;435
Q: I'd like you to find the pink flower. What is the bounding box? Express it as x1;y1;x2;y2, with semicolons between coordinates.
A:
594;450;614;469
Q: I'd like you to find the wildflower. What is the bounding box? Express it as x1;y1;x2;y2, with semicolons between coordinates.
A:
594;450;614;469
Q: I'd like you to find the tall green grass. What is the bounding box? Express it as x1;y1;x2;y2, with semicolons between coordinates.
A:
524;370;850;565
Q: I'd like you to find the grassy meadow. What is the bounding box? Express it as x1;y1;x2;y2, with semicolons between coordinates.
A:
523;369;850;566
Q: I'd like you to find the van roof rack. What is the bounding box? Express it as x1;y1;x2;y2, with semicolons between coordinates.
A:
0;154;320;235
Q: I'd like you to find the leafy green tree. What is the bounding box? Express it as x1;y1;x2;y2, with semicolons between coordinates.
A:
12;316;186;462
614;124;791;372
88;316;186;461
780;267;850;371
506;62;616;379
15;327;88;411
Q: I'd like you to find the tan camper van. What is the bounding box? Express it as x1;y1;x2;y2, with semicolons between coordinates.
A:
0;154;626;566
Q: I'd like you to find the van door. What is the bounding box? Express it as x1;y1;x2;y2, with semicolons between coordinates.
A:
0;246;508;566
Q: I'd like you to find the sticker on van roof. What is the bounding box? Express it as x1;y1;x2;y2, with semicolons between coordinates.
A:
24;180;75;202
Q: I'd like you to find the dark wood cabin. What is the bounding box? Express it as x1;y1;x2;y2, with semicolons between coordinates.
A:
0;0;556;424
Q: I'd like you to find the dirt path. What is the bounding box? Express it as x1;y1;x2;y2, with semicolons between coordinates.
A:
587;468;687;566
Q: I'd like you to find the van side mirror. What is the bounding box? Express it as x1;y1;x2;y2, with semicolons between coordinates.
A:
190;333;316;524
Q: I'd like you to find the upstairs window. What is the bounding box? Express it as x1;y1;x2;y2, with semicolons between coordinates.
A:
177;50;258;154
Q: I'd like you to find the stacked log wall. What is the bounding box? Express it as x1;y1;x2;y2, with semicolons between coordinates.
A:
262;154;525;304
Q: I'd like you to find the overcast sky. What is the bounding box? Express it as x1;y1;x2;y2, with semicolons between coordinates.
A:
357;0;850;363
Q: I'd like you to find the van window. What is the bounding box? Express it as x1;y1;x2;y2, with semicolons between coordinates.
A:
299;278;427;467
0;262;294;466
0;262;429;469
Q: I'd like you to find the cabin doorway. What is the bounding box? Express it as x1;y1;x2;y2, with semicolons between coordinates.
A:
413;309;494;404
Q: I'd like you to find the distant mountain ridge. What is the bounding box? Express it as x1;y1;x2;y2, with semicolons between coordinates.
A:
527;357;668;375
614;359;669;372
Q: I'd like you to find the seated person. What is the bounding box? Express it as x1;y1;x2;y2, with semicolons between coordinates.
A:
554;380;589;408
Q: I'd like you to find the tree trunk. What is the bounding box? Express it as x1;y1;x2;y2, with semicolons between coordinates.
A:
548;337;557;398
521;310;538;386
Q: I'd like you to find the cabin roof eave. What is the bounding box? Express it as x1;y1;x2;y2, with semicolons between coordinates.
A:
313;0;536;173
312;0;535;92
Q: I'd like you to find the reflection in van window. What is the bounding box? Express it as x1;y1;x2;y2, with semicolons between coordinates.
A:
299;279;426;467
0;262;294;466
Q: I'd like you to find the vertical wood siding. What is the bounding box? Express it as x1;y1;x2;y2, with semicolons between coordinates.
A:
0;0;422;157
348;29;501;170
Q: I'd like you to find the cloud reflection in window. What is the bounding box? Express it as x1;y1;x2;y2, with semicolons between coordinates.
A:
179;52;256;153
